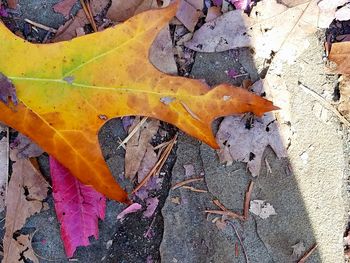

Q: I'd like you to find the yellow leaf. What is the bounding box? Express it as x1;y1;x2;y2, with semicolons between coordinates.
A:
0;2;277;202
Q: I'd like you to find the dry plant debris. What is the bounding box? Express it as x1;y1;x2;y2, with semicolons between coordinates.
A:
3;149;49;262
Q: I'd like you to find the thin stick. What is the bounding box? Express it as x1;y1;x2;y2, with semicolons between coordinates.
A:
132;134;177;194
299;84;350;128
243;181;254;220
79;0;97;32
205;210;245;221
213;199;228;211
227;221;249;263
85;0;97;32
171;177;204;190
181;186;208;193
24;18;57;33
153;140;171;150
118;117;148;149
297;243;318;263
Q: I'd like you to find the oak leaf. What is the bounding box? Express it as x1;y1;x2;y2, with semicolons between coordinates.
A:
0;2;276;202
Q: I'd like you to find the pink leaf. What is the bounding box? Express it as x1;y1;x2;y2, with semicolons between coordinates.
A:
230;0;251;10
49;157;106;258
117;203;142;221
143;197;159;218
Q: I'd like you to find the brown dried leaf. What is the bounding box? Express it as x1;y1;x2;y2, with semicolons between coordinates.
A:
53;0;109;41
106;0;158;22
53;9;87;42
7;0;17;9
4;234;39;263
329;42;350;75
216;80;289;176
3;150;49;262
53;0;77;17
125;118;159;180
13;133;43;159
0;123;8;213
137;144;158;183
149;25;178;75
206;6;222;22
176;0;202;32
186;0;320;61
337;75;350;120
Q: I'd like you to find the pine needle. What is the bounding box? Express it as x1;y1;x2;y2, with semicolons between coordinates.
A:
132;134;177;194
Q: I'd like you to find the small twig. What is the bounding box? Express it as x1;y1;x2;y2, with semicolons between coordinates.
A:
297;243;318;263
118;117;148;149
144;216;157;238
299;84;350;128
227;221;249;263
265;158;272;175
132;134;177;194
213;199;228;211
24;18;57;33
153;140;171;150
243;181;254;220
85;0;97;32
181;185;208;193
232;73;249;79
79;0;97;32
205;210;245;221
171;177;204;190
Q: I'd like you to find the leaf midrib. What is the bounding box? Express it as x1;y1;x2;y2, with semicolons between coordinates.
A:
8;76;197;98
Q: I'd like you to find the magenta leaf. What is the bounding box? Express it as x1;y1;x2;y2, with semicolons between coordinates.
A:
117;203;142;221
49;157;106;258
212;0;223;6
231;0;251;10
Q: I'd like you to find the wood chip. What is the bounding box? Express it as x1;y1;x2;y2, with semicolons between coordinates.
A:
243;180;254;220
297;243;318;263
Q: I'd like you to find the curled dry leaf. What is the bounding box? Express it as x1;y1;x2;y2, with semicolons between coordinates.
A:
0;2;276;202
3;149;49;263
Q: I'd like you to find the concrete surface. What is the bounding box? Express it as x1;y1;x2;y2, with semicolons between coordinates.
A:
0;1;348;262
161;31;348;262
